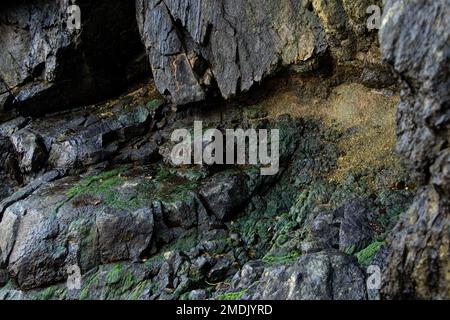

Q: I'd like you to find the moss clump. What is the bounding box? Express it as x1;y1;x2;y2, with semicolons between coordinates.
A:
35;286;58;300
378;206;404;232
80;272;100;300
262;252;300;265
163;231;200;253
106;265;123;285
65;167;142;211
355;241;385;265
67;167;128;198
217;289;248;300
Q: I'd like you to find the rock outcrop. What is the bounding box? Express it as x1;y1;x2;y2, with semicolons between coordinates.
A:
0;0;148;116
0;0;447;301
380;0;450;299
136;0;382;105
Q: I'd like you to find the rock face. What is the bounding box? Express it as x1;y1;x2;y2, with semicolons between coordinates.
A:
0;0;148;116
230;250;366;300
136;0;383;105
380;0;450;299
1;0;447;301
136;0;327;104
0;177;154;290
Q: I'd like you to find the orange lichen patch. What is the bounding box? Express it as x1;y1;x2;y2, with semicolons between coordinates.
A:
259;81;403;187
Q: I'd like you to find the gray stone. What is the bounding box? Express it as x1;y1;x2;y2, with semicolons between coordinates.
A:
199;172;249;221
241;250;366;300
10;129;47;174
136;0;327;104
380;0;450;299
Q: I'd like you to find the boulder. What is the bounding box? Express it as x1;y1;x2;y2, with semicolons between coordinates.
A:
199;172;250;221
231;250;366;300
10;129;47;174
0;176;154;290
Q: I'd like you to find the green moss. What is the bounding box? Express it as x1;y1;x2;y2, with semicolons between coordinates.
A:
35;286;58;300
80;272;100;300
106;265;123;285
344;245;357;255
156;167;172;180
165;231;199;252
62;167;143;212
262;251;300;265
217;289;248;300
129;281;148;300
67;167;128;199
355;241;384;265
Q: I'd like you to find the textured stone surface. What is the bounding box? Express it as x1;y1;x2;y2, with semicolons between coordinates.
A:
3;0;444;301
230;250;366;300
0;176;155;290
380;0;450;299
136;0;328;104
0;0;148;116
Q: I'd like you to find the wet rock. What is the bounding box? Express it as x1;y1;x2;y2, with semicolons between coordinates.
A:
199;172;250;221
96;208;154;263
188;289;207;300
10;129;47;174
0;0;148;116
0;175;154;290
237;250;366;300
207;256;234;283
113;141;160;165
47;106;152;172
0;170;60;218
0;268;8;287
0;136;19;201
309;210;341;250
230;260;266;291
380;0;450;299
360;65;396;89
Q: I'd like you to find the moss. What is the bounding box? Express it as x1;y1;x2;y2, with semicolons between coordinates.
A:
164;231;199;252
378;206;404;232
262;252;300;265
355;241;385;265
155;167;171;180
63;167;143;212
67;167;128;199
106;265;123;285
344;245;357;255
217;289;248;300
80;272;100;300
129;281;148;300
35;285;58;300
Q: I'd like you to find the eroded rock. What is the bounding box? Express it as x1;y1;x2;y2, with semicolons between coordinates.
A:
136;0;327;104
229;250;366;300
380;0;450;299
